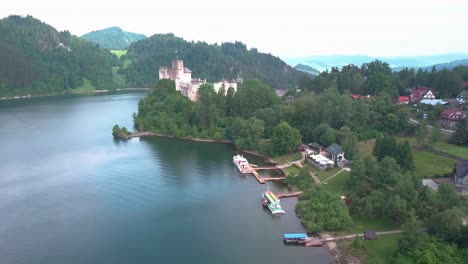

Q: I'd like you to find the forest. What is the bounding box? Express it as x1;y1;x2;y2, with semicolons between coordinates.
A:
119;33;307;89
0;15;121;96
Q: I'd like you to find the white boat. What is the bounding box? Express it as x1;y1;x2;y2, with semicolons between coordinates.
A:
233;154;253;174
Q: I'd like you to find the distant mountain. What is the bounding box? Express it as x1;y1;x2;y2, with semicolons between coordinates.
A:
81;27;146;50
285;54;468;72
120;33;307;88
0;15;120;96
294;64;320;76
393;59;468;71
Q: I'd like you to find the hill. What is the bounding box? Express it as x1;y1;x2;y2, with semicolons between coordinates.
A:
119;34;307;88
414;59;468;71
294;64;320;76
285;54;468;72
81;27;146;50
0;15;121;96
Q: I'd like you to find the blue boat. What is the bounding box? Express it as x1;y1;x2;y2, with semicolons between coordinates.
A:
283;233;311;243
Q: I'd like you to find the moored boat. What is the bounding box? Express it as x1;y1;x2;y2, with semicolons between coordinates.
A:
283;233;312;243
261;190;285;215
233;154;253;174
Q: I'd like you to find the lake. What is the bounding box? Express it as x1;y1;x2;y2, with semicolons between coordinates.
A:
0;93;331;263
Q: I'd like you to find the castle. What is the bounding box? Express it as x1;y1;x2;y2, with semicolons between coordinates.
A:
159;60;237;101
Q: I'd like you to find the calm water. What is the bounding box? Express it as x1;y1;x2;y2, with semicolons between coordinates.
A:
0;93;331;264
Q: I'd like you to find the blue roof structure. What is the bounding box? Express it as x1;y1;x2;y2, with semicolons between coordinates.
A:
283;233;307;239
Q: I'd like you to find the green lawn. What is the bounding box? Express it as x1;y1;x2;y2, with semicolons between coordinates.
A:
363;233;401;264
413;150;457;178
110;49;127;58
321;171;349;194
282;166;300;177
347;214;401;234
433;142;468;159
273;152;302;164
316;167;342;182
71;78;95;93
358;140;375;157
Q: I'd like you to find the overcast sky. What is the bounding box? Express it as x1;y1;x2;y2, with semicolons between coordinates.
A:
2;0;468;58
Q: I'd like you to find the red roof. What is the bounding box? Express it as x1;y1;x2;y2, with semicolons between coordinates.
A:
440;109;466;121
397;96;410;103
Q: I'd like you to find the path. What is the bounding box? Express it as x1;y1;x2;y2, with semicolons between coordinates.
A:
320;230;403;242
322;169;345;184
309;171;321;185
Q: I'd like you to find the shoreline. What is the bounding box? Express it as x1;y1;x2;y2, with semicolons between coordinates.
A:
0;87;151;101
124;131;234;144
120;131;338;259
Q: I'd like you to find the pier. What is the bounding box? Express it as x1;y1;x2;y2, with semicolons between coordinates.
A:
276;191;302;199
251;169;285;184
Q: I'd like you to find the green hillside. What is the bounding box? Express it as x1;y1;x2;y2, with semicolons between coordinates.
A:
119;34;307;88
0;15;121;96
81;27;146;50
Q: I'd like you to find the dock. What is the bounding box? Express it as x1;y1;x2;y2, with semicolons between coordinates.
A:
255;166;280;170
251;169;285;184
276;191;302;199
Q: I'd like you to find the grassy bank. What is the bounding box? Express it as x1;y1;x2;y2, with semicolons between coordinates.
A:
413;151;457;178
433;142;468;159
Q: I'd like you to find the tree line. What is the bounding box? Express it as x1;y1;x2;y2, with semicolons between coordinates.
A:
298;60;468;98
0;15;121;96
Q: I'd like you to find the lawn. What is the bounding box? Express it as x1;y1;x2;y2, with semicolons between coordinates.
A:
433;142;468;159
358;140;375;157
413;150;457;178
347;214;400;234
273;152;302;164
110;49;127;58
282;166;300;177
363;233;401;264
316;167;342;182
321;170;349;194
71;78;95;93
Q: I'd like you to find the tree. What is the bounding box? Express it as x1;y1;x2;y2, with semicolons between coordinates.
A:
271;121;302;154
296;187;352;231
228;117;265;150
396;141;415;172
112;124;120;135
382;113;400;134
430;122;442;145
342;134;359;160
451;118;468;146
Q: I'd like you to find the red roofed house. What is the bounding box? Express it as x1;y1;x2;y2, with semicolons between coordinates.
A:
397;96;410;105
351;94;370;100
440;109;467;130
410;86;436;103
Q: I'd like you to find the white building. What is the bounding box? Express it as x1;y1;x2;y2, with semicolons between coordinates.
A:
158;60;237;101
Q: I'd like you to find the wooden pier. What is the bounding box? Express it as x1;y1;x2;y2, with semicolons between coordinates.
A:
251;169;286;184
255;166;279;170
276;191;302;199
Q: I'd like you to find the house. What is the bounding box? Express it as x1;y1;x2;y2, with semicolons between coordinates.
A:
397;96;410;105
275;89;287;97
325;143;345;161
410;86;436;103
363;230;378;240
440;109;467;130
456;90;468;104
454;159;468;194
308;142;323;154
351;94;370;100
